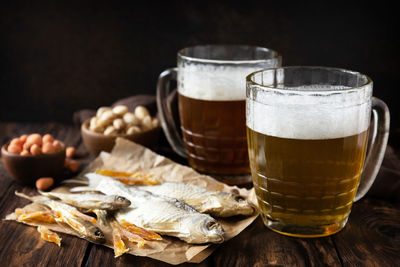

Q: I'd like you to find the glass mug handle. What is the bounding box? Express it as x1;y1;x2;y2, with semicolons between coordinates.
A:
354;97;390;201
156;68;187;158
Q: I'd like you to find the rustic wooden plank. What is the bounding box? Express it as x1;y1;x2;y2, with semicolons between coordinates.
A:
209;217;341;267
84;241;212;267
0;183;89;267
332;198;400;266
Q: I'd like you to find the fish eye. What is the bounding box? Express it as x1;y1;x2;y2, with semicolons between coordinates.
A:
206;221;217;230
234;195;245;202
116;196;126;202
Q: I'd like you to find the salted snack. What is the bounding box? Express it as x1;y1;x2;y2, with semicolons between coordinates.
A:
38;191;131;211
67;173;225;244
88;105;159;135
139;182;254;217
35;177;54;191
37;226;62;246
7;133;64;156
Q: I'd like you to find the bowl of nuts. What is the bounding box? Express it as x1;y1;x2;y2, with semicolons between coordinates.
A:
81;104;160;155
1;133;66;185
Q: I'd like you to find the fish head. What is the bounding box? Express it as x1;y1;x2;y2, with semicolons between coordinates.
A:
215;193;255;217
108;195;132;209
86;226;106;244
185;215;225;244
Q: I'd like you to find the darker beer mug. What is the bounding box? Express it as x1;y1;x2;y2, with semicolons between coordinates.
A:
157;45;281;184
246;67;390;237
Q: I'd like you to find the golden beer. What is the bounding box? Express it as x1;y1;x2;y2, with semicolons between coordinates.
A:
246;67;389;237
178;93;249;175
247;127;369;237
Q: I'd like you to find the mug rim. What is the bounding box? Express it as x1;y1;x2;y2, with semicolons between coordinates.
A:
178;44;281;64
246;66;373;94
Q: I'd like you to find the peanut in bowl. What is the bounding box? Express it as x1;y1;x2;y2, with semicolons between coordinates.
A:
1;140;66;185
81;105;160;155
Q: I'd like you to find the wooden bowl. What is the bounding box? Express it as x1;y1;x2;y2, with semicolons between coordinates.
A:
81;118;160;155
1;142;66;185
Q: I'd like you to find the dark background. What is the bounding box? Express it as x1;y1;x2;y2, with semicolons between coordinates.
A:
1;1;399;146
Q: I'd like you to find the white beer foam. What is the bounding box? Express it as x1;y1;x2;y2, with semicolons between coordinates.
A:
178;65;265;101
246;85;372;140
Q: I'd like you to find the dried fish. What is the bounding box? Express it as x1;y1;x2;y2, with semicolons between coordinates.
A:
139;182;254;217
38;191;131;211
37;226;62;246
95;169;160;185
36;198;105;244
67;173;225;244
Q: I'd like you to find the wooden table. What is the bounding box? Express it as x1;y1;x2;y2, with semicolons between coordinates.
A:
0;122;399;266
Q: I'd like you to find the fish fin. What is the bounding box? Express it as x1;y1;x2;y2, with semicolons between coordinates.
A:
61;178;89;185
15;191;35;202
37;190;60;199
69;186;95;193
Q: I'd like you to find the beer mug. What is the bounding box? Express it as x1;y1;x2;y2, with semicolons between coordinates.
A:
246;66;390;237
157;45;281;184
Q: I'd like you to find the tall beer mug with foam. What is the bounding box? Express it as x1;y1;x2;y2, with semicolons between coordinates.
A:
246;67;390;237
157;45;281;185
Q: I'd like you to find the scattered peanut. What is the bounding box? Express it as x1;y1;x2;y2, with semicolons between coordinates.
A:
66;146;76;158
88;105;158;136
68;160;79;173
36;177;54;191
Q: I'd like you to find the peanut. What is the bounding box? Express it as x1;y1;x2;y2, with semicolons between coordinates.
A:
141;115;153;131
42;134;54;144
112;105;128;116
134;106;150;120
152;118;159;128
96;106;112;118
113;118;125;131
36;177;54;191
66;146;76;158
20;150;30;156
68;160;79;173
8;144;22;154
20;135;28;143
123;112;140;126
27;133;42;147
30;144;42;156
42;142;55;154
52;140;62;152
104;125;117;136
126;126;141;135
98;110;115;127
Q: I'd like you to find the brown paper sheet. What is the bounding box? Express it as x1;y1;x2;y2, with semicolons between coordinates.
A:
6;138;258;265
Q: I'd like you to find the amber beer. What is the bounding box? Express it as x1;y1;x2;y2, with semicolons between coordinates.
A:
178;93;248;174
247;127;369;237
